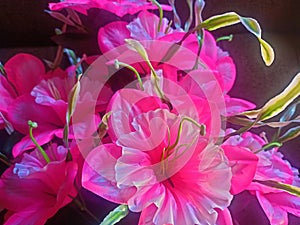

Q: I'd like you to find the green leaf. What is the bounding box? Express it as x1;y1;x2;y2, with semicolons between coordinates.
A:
278;126;300;143
201;12;274;66
67;75;82;124
243;72;300;121
64;75;82;146
254;180;300;197
100;205;129;225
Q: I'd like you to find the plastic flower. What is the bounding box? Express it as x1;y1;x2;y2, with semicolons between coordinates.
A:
97;11;255;115
49;0;172;17
0;144;78;225
7;71;77;156
225;131;300;225
82;90;233;224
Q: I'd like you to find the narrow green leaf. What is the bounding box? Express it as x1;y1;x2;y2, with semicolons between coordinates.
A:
254;180;300;197
278;126;300;143
201;12;274;66
64;75;82;146
201;12;240;31
67;75;82;124
100;205;129;225
243;72;300;121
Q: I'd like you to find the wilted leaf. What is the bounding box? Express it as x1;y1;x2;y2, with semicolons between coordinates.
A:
100;205;129;225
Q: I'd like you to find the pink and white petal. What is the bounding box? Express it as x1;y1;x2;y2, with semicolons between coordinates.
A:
82;144;135;204
222;145;258;194
127;11;170;40
5;53;45;95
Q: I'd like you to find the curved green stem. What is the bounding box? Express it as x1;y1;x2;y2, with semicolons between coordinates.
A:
28;120;51;163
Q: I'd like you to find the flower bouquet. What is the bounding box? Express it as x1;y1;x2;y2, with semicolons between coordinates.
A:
1;1;300;225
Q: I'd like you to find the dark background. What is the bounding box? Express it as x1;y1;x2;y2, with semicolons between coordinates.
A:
0;0;300;224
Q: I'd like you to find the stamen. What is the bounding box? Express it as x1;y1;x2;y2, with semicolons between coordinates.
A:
216;34;233;42
166;117;206;152
114;60;144;91
160;117;205;181
28;120;51;163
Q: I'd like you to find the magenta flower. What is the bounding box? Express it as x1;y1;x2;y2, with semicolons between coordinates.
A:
0;53;86;156
97;11;255;116
0;144;78;225
7;72;76;156
225;131;300;225
0;53;47;131
79;75;260;224
49;0;172;17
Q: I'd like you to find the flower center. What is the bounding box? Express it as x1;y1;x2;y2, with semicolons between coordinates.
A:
160;116;206;185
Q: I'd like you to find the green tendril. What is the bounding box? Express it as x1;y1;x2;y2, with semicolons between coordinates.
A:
151;0;163;32
28;120;51;163
115;60;144;91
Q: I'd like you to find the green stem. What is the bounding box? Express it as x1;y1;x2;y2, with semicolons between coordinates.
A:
28;120;51;163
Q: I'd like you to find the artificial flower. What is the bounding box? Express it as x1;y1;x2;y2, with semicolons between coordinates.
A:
49;0;172;17
0;144;78;225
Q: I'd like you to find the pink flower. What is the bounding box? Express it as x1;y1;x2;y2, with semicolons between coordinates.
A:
0;144;78;225
81;82;237;224
225;131;300;225
0;53;47;131
7;72;76;156
97;11;255;115
49;0;172;17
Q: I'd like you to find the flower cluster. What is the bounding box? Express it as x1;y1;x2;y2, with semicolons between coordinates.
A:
1;1;300;225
